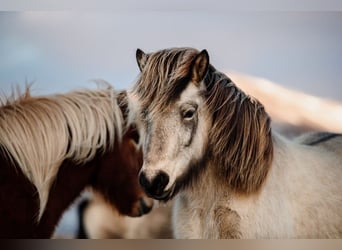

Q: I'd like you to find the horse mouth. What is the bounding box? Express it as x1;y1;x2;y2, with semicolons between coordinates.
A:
150;184;177;202
138;197;153;216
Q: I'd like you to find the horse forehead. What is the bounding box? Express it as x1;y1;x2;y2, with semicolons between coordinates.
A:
158;82;201;108
179;82;201;101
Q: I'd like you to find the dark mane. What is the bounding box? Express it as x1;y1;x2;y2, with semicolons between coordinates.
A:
168;65;273;195
204;66;273;194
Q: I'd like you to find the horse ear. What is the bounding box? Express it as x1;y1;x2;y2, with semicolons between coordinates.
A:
191;49;209;83
136;48;149;72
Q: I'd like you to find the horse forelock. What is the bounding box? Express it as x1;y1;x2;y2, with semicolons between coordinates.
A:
203;69;274;194
133;48;199;116
0;87;123;221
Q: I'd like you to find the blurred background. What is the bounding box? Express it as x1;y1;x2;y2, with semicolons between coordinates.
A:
0;11;341;100
0;4;341;238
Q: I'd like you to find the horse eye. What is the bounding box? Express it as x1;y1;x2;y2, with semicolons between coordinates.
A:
126;127;140;144
183;109;195;120
131;130;140;144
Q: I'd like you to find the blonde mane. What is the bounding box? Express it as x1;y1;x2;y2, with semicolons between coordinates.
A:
0;87;123;220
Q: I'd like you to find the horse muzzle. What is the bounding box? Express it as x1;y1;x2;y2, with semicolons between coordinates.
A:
139;170;171;200
131;196;154;217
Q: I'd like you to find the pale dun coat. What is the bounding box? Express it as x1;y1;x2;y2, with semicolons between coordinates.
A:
131;47;342;238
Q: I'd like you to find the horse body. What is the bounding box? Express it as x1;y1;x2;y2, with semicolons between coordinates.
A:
173;134;342;238
0;88;152;238
131;47;342;238
236;134;342;238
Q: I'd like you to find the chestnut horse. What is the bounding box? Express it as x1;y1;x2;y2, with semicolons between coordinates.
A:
0;87;153;238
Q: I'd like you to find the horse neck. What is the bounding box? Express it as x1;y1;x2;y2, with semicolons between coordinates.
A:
36;114;124;237
182;160;231;205
36;157;100;237
37;136;126;238
0;150;39;238
0;148;100;238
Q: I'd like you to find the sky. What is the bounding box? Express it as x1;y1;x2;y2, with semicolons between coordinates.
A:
0;10;341;101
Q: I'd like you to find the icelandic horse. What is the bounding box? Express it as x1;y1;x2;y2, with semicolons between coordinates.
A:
0;87;153;238
130;47;342;238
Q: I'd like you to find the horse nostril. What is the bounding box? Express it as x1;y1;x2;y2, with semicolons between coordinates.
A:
139;171;151;190
153;171;169;195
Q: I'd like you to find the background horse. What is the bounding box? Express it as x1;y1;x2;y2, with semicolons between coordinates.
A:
228;72;342;137
0;87;153;238
76;193;172;239
131;47;342;238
